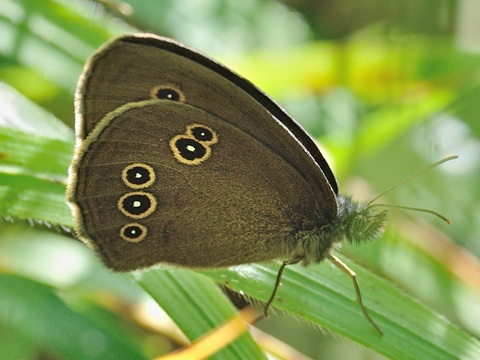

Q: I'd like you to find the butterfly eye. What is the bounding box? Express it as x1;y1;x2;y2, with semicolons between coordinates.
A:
150;84;185;102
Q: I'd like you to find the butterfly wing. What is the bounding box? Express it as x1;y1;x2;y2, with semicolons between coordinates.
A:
68;100;332;270
76;34;338;194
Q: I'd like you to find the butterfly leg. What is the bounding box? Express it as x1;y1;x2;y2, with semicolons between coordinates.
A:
263;256;303;316
327;254;383;335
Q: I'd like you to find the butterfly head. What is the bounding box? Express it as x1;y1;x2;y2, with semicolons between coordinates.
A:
336;195;387;244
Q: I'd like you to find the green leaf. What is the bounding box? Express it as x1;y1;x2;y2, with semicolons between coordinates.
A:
134;269;267;360
202;260;480;360
0;84;73;225
0;274;147;360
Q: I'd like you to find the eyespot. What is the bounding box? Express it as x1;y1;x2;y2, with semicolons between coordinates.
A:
118;191;157;219
169;124;218;165
150;84;185;102
122;163;155;189
120;223;147;243
187;124;218;145
173;137;208;162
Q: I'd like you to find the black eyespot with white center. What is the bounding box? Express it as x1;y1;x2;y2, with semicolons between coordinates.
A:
122;163;155;189
120;223;147;243
174;138;206;161
150;84;185;102
118;191;157;219
156;88;179;100
191;126;213;142
187;124;218;145
170;124;218;165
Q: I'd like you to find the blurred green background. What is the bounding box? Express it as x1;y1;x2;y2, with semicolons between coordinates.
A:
1;0;480;359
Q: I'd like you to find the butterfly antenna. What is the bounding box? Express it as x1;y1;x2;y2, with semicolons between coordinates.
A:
370;203;451;224
366;155;458;224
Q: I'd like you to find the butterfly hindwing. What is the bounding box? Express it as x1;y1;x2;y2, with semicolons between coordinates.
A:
70;100;327;270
